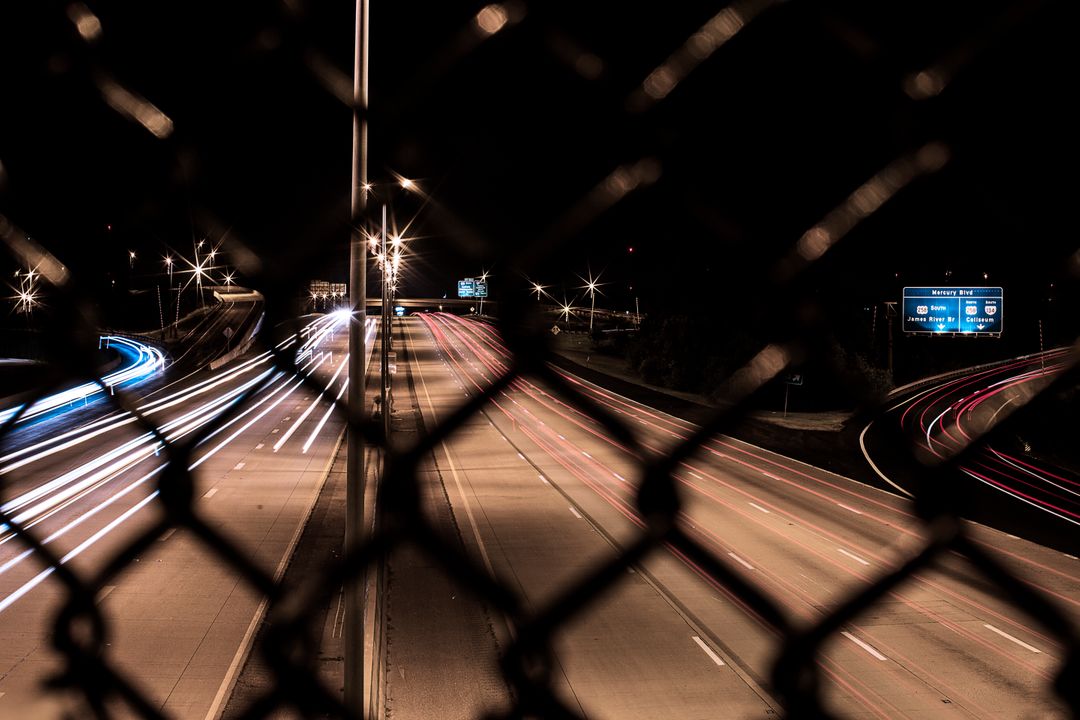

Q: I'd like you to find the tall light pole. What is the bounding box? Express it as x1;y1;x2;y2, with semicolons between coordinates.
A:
478;270;488;315
345;0;369;714
380;203;389;441
578;269;603;333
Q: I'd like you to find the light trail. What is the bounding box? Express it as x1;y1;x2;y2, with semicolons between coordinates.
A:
0;336;164;426
414;314;1075;715
0;314;371;617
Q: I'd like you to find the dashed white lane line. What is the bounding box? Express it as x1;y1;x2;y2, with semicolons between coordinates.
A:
613;472;627;483
984;624;1042;653
582;451;592;459
517;452;525;460
837;503;863;515
159;527;177;542
539;474;549;485
748;502;771;514
557;434;566;440
838;548;870;566
727;552;755;571
234;462;245;470
255;443;264;450
688;471;703;479
204;487;219;499
692;636;725;666
841;631;887;661
271;428;279;434
569;506;583;519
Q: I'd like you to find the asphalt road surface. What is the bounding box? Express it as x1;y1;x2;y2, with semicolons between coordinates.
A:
0;313;374;719
382;313;1078;719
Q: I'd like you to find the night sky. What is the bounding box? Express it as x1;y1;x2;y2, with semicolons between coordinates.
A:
0;1;1074;344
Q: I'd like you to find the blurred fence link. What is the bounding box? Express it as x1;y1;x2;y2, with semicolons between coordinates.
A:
1;1;1077;718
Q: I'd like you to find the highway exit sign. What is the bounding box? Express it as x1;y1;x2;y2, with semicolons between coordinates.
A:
902;287;1003;336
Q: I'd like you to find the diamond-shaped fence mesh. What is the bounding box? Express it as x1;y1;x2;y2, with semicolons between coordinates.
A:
0;1;1077;718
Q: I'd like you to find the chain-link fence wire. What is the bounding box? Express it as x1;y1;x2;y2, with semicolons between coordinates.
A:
1;0;1078;717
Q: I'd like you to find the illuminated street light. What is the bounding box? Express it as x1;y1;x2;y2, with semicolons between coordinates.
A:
399;177;415;191
128;250;136;269
531;281;548;301
478;269;490;315
578;269;605;332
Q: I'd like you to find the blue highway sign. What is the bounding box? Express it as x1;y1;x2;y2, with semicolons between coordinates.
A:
902;287;1003;336
457;278;476;298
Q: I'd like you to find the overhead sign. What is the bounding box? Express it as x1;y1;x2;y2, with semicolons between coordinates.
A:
394;305;405;317
902;287;1003;336
474;280;488;298
457;278;475;297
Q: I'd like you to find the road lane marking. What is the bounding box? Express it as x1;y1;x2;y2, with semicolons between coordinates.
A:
613;472;626;483
837;548;870;566
557;434;566;440
748;502;771;514
727;552;755;571
517;452;525;460
159;528;177;542
692;636;725;666
841;631;887;661
837;503;863;515
569;506;583;519
582;451;592;459
255;443;264;449
96;585;116;603
233;462;245;470
271;428;279;434
539;474;549;484
204;488;218;499
688;471;702;479
984;624;1042;653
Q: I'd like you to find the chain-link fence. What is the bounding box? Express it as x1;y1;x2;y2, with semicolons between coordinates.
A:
1;1;1077;717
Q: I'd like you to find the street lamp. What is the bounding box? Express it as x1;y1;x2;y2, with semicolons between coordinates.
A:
128;250;136;269
478;269;489;315
578;269;605;332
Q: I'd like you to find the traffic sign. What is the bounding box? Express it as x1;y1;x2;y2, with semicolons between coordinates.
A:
457;278;476;297
785;373;803;386
474;280;488;298
902;287;1003;336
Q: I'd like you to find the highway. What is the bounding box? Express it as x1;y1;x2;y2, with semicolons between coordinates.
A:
0;312;374;718
384;313;1079;719
861;348;1078;551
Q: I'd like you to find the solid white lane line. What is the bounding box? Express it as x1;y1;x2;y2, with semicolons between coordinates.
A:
569;506;583;519
692;636;725;666
837;503;863;515
727;552;755;571
841;631;887;661
858;421;915;498
159;528;177;542
204;488;218;499
748;502;771;514
838;548;870;566
984;624;1042;653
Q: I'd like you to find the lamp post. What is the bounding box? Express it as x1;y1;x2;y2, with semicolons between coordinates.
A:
578;269;603;333
380;203;389;441
344;0;369;713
